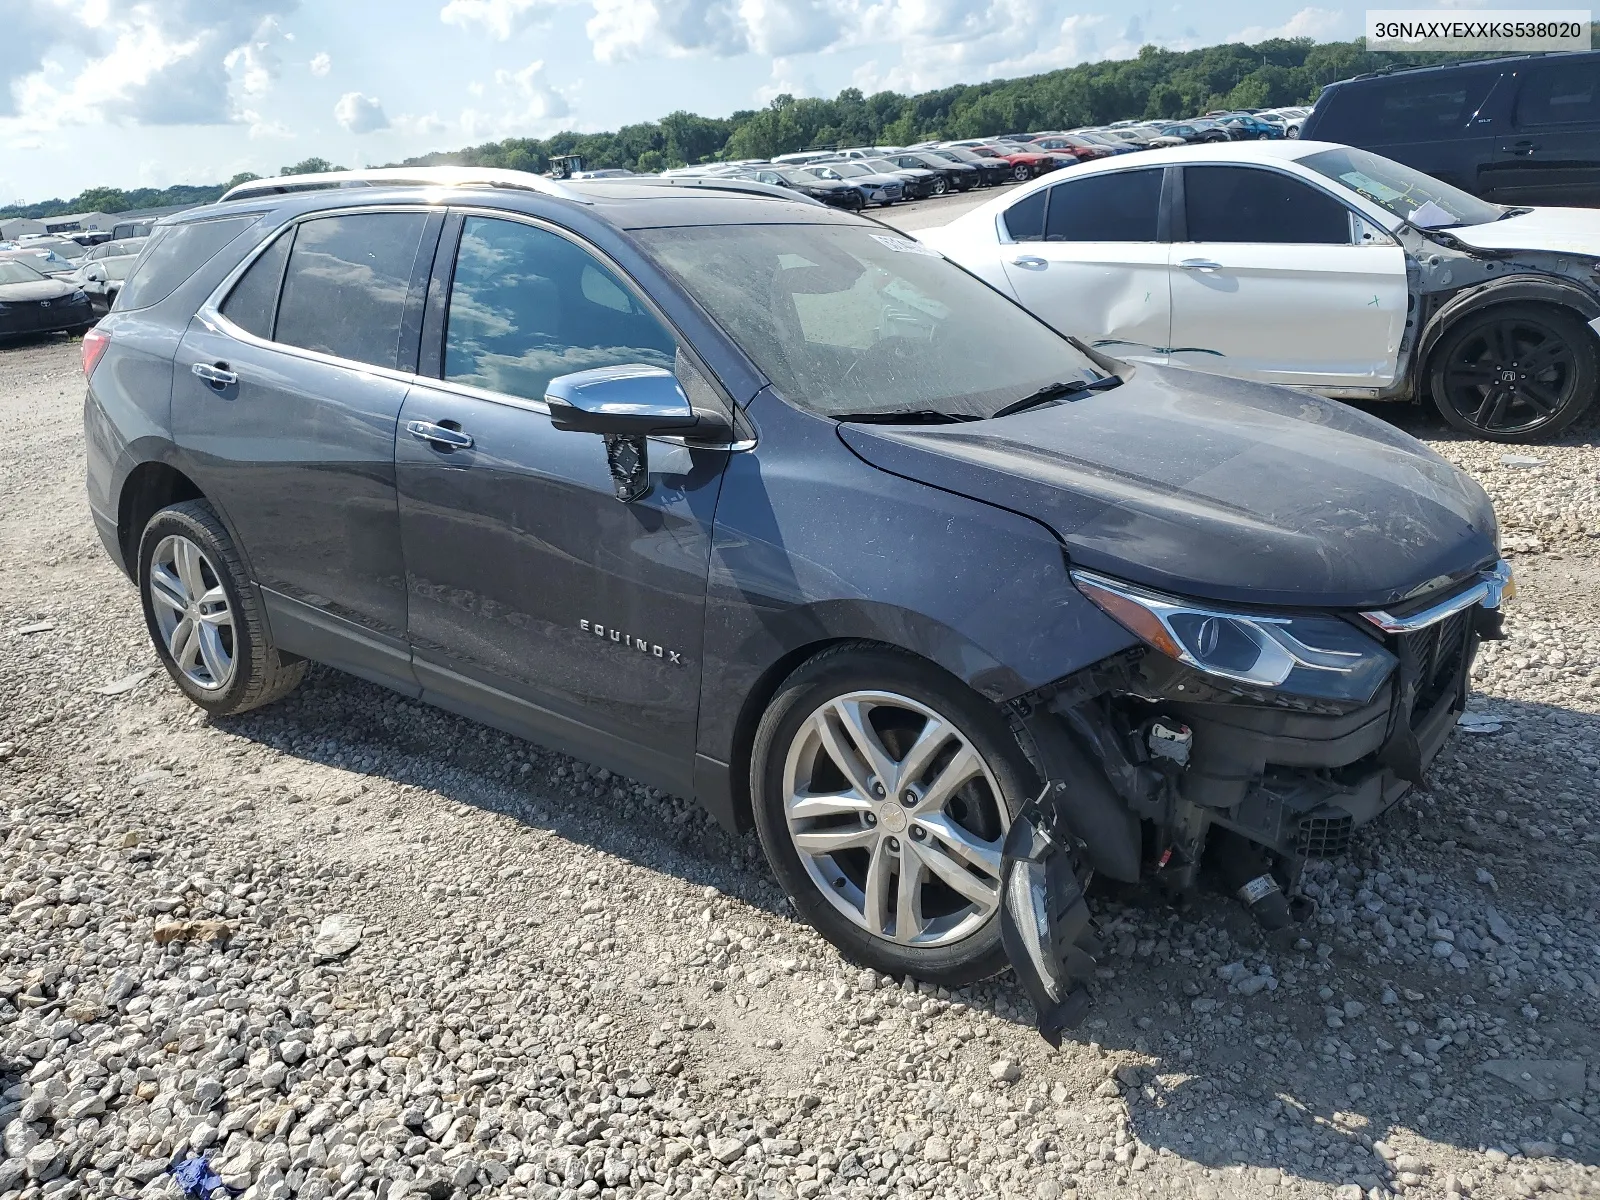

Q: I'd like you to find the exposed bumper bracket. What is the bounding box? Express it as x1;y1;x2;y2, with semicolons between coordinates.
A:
1000;782;1105;1046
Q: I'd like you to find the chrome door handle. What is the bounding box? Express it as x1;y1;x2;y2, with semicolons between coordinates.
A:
191;361;238;386
1510;140;1540;155
406;420;474;450
1011;255;1048;269
1177;258;1222;272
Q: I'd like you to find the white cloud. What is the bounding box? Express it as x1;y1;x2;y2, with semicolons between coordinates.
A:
456;59;573;141
241;108;294;139
309;51;331;76
2;2;299;128
394;111;452;136
588;0;1139;85
1226;6;1347;42
588;0;751;62
334;91;390;133
440;0;566;39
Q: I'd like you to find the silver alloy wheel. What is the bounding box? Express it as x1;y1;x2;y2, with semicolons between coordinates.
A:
148;534;236;691
782;690;1009;948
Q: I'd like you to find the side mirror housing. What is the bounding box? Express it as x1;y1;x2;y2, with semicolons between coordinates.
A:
545;365;704;436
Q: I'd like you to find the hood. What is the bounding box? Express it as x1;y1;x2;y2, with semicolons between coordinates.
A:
1449;206;1600;257
848;173;904;187
838;365;1498;610
0;278;76;302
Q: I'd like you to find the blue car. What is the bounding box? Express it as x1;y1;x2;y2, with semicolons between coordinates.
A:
83;167;1508;1040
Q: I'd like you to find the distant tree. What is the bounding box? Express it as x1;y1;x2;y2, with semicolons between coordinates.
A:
279;157;346;176
226;172;264;189
75;186;132;213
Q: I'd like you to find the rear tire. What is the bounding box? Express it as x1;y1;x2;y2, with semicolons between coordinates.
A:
137;500;306;716
1429;302;1596;442
751;644;1036;986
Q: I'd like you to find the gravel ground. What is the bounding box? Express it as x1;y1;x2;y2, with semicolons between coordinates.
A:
2;334;1598;1200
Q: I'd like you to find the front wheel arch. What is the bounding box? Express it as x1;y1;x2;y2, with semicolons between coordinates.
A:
1424;299;1598;441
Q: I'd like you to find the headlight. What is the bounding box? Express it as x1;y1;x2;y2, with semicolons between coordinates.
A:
71;289;87;301
1071;568;1398;704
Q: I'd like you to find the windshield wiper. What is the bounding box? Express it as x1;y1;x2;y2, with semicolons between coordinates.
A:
1497;206;1534;220
990;375;1123;420
833;409;982;425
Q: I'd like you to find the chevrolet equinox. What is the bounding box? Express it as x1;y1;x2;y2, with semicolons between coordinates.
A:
84;167;1512;1041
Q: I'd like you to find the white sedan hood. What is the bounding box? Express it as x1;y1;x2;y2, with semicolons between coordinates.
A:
1450;206;1600;257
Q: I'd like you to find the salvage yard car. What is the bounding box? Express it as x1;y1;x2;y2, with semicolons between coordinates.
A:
0;256;96;338
921;141;1600;441
84;167;1510;1042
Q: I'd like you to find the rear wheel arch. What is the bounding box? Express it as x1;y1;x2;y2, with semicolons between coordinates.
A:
118;461;202;575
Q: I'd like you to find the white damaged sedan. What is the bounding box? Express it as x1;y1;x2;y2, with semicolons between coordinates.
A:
921;141;1600;442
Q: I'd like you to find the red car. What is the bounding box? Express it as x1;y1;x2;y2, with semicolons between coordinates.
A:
943;141;1062;181
1026;134;1119;163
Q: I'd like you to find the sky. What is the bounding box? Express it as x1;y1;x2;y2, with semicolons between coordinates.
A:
0;0;1479;204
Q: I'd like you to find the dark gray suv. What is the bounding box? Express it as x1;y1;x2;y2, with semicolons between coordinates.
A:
84;168;1510;1041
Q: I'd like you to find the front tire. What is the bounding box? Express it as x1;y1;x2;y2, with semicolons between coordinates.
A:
751;645;1035;986
1429;303;1597;442
138;500;306;716
1011;163;1031;182
931;177;948;196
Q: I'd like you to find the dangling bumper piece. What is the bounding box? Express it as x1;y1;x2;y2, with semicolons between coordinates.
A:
999;782;1105;1047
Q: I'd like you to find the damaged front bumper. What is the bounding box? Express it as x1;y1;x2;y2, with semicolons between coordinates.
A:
999;564;1511;1042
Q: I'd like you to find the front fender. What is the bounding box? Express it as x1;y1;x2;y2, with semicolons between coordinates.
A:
1416;272;1600;381
696;392;1140;769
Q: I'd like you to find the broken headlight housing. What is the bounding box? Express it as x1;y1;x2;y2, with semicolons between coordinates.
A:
1071;569;1398;704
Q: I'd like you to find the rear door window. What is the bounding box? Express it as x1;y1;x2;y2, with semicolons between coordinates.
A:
1184;166;1352;244
115;216;260;311
273;213;430;371
219;229;293;340
1515;59;1600;127
1044;170;1162;241
442;216;677;403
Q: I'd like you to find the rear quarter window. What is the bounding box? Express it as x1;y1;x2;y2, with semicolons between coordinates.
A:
1516;58;1600;127
115;216;261;312
1311;70;1497;145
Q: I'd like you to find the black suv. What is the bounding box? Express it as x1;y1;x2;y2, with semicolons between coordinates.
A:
83;168;1509;1040
1302;51;1600;205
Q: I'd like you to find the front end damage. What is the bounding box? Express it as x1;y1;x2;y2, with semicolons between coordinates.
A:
998;560;1515;1044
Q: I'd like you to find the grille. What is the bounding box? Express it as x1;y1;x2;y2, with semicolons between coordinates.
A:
1298;812;1354;859
1398;609;1470;720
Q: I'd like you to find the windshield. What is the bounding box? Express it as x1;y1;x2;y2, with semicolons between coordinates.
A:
103;258;136;280
0;260;47;284
818;163;869;178
636;223;1099;420
863;159;907;174
1300;146;1504;228
769;169;813;185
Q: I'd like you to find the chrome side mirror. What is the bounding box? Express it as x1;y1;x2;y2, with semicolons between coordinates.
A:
546;364;704;504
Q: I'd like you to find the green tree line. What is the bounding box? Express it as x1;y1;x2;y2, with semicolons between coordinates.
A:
3;36;1560;218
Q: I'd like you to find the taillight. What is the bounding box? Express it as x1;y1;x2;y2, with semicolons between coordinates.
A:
82;326;111;379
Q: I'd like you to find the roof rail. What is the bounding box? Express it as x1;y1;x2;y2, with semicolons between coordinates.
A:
220;166;587;205
1342;50;1580;82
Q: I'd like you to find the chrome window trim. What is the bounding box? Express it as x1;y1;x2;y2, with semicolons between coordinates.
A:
199;203;754;451
1360;560;1512;633
436;206;753;451
199;203;443;385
